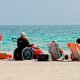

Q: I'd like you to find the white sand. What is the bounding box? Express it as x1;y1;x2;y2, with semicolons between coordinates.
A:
0;60;80;80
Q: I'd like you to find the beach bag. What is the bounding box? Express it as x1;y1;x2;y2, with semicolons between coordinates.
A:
38;54;49;61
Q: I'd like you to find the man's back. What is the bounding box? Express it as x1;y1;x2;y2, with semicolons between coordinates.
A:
17;38;30;49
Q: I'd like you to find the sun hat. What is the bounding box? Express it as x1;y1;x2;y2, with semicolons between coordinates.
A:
21;32;26;36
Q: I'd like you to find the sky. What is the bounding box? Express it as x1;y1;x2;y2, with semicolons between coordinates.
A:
0;0;80;25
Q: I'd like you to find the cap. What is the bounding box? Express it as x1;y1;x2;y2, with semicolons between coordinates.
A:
21;32;26;36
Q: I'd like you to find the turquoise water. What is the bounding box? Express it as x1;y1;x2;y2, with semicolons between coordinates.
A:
0;25;80;51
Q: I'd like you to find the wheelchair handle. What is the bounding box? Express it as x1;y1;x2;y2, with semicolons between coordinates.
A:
12;38;17;42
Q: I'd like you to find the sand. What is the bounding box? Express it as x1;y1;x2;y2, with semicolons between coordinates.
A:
0;60;80;80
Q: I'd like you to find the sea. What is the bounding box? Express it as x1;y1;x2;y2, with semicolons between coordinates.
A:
0;25;80;53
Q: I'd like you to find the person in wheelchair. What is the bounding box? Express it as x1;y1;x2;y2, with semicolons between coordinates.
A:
14;32;43;60
14;32;33;60
17;32;30;51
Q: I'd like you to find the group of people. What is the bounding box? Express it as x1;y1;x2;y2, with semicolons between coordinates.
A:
18;32;80;61
0;32;80;61
48;38;80;61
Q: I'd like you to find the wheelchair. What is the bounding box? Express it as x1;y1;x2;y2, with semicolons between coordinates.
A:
13;38;43;60
13;38;34;60
14;47;34;60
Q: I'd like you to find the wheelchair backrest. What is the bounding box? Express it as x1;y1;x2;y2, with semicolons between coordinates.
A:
17;38;30;48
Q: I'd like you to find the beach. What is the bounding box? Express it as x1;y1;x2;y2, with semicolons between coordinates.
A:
0;60;80;80
0;25;80;80
0;0;80;79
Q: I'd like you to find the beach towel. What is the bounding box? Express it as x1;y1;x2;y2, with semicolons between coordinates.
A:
67;43;80;60
0;53;13;59
47;43;54;60
47;42;62;60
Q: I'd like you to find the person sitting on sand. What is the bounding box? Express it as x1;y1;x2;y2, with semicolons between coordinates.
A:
48;40;66;61
71;38;80;60
67;38;80;61
53;41;72;61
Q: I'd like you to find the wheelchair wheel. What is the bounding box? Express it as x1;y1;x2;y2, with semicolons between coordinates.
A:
14;48;23;60
22;47;34;60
